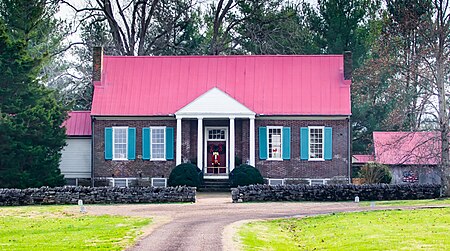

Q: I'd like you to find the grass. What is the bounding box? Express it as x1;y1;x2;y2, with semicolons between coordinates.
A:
359;198;450;207
239;208;450;251
0;205;151;251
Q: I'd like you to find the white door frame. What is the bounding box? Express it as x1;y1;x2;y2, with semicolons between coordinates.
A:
204;127;229;174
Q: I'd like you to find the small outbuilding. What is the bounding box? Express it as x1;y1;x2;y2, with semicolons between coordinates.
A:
353;132;442;184
60;111;92;185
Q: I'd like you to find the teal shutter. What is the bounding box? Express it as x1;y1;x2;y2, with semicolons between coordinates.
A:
166;127;174;160
300;127;309;160
259;127;267;159
282;127;291;160
324;127;333;160
104;127;113;160
142;128;150;160
127;127;136;160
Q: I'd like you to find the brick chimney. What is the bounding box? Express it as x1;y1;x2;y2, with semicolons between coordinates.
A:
92;47;103;82
344;51;352;80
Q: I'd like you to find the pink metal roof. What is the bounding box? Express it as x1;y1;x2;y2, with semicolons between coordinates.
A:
373;132;441;165
63;111;91;136
353;154;375;163
91;55;351;116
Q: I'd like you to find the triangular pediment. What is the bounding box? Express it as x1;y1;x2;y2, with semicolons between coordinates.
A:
175;87;255;117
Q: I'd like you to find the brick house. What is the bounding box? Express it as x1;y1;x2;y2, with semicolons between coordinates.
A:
83;48;352;186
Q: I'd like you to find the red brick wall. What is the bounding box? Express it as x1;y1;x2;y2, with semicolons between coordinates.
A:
93;117;350;180
254;119;350;179
93;119;177;179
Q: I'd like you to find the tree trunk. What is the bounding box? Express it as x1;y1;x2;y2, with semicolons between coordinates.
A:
437;62;449;196
435;0;450;197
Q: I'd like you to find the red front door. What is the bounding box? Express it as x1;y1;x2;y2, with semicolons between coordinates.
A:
206;141;227;174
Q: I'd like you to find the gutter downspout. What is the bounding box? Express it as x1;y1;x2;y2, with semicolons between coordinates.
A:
91;117;95;187
348;115;352;184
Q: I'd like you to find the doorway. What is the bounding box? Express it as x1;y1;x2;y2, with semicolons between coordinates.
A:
205;127;228;174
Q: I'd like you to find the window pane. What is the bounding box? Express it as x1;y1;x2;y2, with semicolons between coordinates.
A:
151;128;165;159
309;128;323;159
114;179;127;187
208;129;226;140
268;128;282;159
113;128;127;159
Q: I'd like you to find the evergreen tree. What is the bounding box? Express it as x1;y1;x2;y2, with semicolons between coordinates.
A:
0;1;67;188
305;0;380;67
237;1;320;54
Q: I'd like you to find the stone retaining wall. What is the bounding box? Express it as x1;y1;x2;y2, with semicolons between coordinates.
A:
0;186;196;206
231;184;441;202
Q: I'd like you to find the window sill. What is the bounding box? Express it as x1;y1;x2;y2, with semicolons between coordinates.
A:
267;158;283;161
112;158;129;161
308;158;325;161
150;158;167;161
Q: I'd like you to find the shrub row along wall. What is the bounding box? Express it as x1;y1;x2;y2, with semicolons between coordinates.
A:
0;186;196;206
231;184;441;202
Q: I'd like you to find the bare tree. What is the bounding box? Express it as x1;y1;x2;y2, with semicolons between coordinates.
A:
354;0;450;195
207;0;239;55
428;0;450;196
62;0;195;56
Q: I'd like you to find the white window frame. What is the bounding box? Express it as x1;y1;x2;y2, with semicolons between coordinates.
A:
207;128;227;141
267;126;283;161
151;178;168;187
108;177;137;187
308;126;325;161
204;127;229;172
150;126;166;161
308;179;329;185
268;178;285;186
112;126;128;160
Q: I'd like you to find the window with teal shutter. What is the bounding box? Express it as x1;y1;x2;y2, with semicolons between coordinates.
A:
127;127;136;160
165;127;174;160
282;127;291;160
324;127;333;160
300;127;309;160
105;127;113;160
142;128;150;160
259;127;267;159
150;127;166;160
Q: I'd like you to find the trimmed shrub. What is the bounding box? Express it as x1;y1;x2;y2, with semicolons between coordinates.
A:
235;156;242;167
229;164;264;187
360;162;392;184
168;163;203;187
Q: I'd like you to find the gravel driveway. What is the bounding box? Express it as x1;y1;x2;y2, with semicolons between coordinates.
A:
83;193;367;251
82;193;400;251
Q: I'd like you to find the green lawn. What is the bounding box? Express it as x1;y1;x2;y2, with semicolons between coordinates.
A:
0;205;151;251
239;208;450;251
359;198;450;207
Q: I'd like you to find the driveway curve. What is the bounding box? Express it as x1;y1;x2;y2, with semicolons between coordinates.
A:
82;193;425;251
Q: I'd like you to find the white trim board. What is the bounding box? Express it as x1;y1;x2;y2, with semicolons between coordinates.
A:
257;116;349;120
94;116;176;121
176;87;256;118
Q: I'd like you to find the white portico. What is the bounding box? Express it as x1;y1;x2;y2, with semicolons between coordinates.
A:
175;88;256;175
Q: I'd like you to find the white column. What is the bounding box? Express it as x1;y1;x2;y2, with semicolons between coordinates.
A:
249;117;255;166
230;117;235;171
197;117;203;170
176;117;182;165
